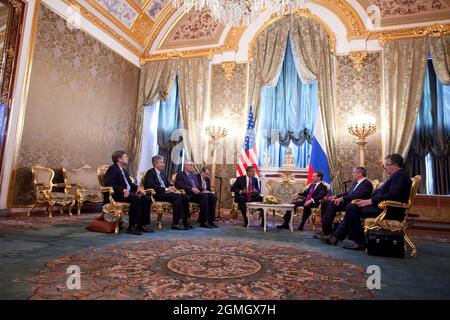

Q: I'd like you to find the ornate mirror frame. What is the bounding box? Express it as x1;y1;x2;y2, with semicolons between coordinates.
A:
0;0;25;183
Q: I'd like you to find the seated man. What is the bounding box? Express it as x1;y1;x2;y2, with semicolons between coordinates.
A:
103;150;153;235
143;155;190;230
197;166;217;226
323;154;412;250
317;167;373;238
175;161;217;228
231;166;263;227
277;171;328;231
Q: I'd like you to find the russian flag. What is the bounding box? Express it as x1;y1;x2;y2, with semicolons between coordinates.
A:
308;108;331;185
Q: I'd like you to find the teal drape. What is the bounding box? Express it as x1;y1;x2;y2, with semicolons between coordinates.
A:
406;60;450;194
157;78;182;178
257;34;318;168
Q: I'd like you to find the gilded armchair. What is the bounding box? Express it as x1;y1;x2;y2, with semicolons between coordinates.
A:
364;175;421;257
97;165;130;234
62;165;102;215
28;165;76;218
294;182;330;231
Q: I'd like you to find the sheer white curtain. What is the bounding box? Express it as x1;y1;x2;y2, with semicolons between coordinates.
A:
136;103;160;184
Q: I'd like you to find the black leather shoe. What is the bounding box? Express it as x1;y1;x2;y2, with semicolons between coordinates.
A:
126;226;142;235
297;225;304;231
243;222;249;227
209;222;218;228
320;235;332;244
138;225;154;233
343;241;366;251
329;235;339;246
276;224;289;229
184;223;194;229
172;224;188;230
313;232;323;239
200;223;213;228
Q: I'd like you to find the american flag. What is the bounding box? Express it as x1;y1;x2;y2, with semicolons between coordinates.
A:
237;106;260;177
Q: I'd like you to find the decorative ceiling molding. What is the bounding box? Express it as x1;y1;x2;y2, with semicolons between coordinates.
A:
368;23;450;45
158;9;223;50
63;0;141;56
356;0;450;27
54;0;450;64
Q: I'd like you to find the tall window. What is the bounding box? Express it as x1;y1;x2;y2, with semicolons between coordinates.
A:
137;78;182;181
256;34;318;168
406;59;450;195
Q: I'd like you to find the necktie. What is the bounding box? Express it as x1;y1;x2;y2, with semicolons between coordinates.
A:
306;184;316;202
247;178;252;201
120;167;131;191
157;172;166;188
188;173;198;188
348;182;357;196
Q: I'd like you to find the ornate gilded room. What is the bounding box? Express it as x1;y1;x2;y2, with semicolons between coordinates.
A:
0;0;449;302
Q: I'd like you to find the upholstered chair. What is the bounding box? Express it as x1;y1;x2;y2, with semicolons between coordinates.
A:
28;165;76;218
140;171;172;229
62;165;102;215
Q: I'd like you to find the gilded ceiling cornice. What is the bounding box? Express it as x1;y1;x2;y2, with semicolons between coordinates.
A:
63;0;141;56
313;0;365;37
368;23;450;44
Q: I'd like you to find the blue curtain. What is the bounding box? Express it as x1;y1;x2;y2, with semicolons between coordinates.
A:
257;34;318;168
157;78;182;177
406;60;450;195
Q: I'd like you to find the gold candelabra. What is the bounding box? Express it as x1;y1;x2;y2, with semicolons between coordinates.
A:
205;125;228;191
347;115;376;167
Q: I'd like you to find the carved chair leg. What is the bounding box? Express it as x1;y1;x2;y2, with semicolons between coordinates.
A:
77;200;83;216
404;231;417;257
59;205;64;215
157;208;163;229
115;211;122;234
68;201;75;216
48;202;54;218
28;202;38;217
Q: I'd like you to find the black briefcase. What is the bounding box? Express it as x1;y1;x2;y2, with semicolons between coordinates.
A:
366;229;404;258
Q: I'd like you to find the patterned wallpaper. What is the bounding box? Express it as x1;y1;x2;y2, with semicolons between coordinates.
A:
335;52;384;183
210;63;248;208
12;5;140;205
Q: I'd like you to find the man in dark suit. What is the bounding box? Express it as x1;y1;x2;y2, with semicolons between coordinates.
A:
175;161;217;228
323;154;412;250
143;155;190;230
231;166;263;227
318;167;373;237
277;171;328;231
103;150;152;235
197;166;217;226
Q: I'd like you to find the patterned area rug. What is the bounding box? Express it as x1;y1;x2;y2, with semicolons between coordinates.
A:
28;238;374;300
0;213;99;231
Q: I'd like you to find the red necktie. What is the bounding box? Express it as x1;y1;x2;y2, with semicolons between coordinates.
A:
306;184;316;202
247;178;252;201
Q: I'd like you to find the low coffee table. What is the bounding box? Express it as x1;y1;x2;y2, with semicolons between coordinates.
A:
246;202;295;232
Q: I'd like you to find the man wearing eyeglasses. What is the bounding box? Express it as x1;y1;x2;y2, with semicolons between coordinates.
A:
322;153;412;250
175;161;218;228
